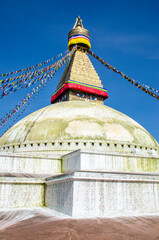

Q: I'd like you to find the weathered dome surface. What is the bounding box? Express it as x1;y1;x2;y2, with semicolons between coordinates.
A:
0;101;158;147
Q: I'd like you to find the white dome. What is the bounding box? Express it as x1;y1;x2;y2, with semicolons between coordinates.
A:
0;101;158;149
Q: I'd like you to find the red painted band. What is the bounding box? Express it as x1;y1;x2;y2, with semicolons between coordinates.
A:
51;83;108;103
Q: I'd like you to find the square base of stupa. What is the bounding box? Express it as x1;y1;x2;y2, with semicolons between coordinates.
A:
45;170;159;217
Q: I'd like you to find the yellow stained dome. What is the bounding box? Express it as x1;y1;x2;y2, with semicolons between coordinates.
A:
0;101;158;149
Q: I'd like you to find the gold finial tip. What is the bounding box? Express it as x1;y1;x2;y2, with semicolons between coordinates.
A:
73;16;83;28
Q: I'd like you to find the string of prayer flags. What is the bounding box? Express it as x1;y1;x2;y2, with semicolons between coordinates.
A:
0;83;47;137
0;48;76;129
0;51;73;98
0;50;68;77
88;50;159;100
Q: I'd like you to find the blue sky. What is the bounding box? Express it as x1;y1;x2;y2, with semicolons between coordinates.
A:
0;0;158;142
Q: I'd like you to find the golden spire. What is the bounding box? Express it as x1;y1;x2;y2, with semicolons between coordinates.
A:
51;17;108;104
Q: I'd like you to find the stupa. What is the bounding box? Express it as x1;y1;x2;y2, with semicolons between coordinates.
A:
0;17;159;218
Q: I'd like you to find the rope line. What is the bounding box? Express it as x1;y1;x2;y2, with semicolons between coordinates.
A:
88;50;159;100
0;48;76;130
0;54;72;98
0;50;68;77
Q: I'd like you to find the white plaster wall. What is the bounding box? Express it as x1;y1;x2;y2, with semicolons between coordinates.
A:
62;151;159;173
62;151;81;172
0;178;44;209
73;180;159;217
44;171;159;217
45;180;73;216
0;154;61;174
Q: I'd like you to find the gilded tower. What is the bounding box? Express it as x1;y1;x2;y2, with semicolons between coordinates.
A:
51;17;108;104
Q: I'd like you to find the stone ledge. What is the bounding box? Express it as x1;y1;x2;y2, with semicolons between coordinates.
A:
0;177;45;184
1;139;158;157
45;171;159;185
62;149;159;159
46;177;159;185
